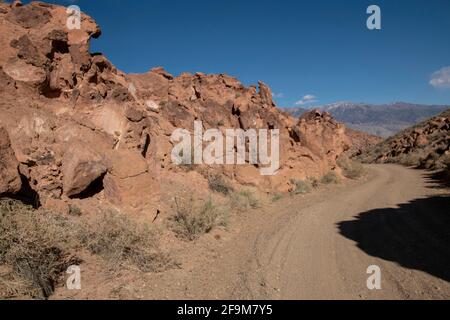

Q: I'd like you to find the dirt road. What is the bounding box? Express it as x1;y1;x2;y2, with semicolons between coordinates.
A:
239;164;450;300
154;164;450;300
60;164;450;299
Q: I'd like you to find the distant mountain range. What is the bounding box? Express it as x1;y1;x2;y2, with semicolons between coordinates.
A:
282;102;449;137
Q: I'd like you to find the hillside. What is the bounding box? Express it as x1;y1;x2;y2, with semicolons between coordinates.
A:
359;109;450;173
283;102;449;137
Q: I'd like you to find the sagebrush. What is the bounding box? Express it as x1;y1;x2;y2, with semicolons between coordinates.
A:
337;158;365;179
230;190;261;211
321;171;340;184
173;197;229;240
207;174;233;195
290;179;313;194
0;199;80;298
80;210;172;273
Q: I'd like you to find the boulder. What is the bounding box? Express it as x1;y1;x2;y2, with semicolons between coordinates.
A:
62;143;109;197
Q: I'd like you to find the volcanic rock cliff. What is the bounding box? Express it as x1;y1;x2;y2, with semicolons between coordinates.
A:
0;1;355;215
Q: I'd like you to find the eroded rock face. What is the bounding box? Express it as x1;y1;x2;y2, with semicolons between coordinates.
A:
0;1;357;213
296;110;350;162
6;2;52;29
0;127;22;195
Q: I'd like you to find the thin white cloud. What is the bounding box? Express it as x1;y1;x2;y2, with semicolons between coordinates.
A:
272;92;284;98
295;94;318;105
430;66;450;88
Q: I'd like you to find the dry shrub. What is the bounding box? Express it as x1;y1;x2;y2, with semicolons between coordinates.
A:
337;158;365;179
397;152;423;167
435;155;449;170
68;204;82;216
0;199;80;298
230;190;261;211
271;193;283;202
321;171;340;184
173;198;229;240
435;154;450;184
442;153;450;170
290;179;313;194
80;210;171;272
0;199;172;299
207;173;233;195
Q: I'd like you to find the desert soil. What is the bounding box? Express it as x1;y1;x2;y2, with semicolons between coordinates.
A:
56;164;450;300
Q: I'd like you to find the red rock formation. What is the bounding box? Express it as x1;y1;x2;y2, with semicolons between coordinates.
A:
0;1;355;212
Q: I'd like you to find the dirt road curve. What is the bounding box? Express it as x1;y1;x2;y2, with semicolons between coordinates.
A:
242;164;450;300
74;164;449;300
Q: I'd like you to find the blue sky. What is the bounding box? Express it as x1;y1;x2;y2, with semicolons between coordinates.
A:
21;0;450;107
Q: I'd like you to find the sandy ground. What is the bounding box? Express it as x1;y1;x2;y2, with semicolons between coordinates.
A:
56;164;450;300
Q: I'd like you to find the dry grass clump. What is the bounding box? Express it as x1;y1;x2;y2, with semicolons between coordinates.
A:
230;190;261;211
337;158;366;179
172;197;229;240
290;173;340;196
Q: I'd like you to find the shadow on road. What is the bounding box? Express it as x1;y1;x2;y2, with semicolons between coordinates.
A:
337;194;450;282
423;170;450;189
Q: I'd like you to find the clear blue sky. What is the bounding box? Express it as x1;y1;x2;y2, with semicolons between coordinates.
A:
21;0;450;107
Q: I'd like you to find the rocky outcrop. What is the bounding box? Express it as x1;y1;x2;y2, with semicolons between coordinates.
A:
295;110;349;161
0;1;355;213
360;109;450;170
0;127;22;195
345;128;382;158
